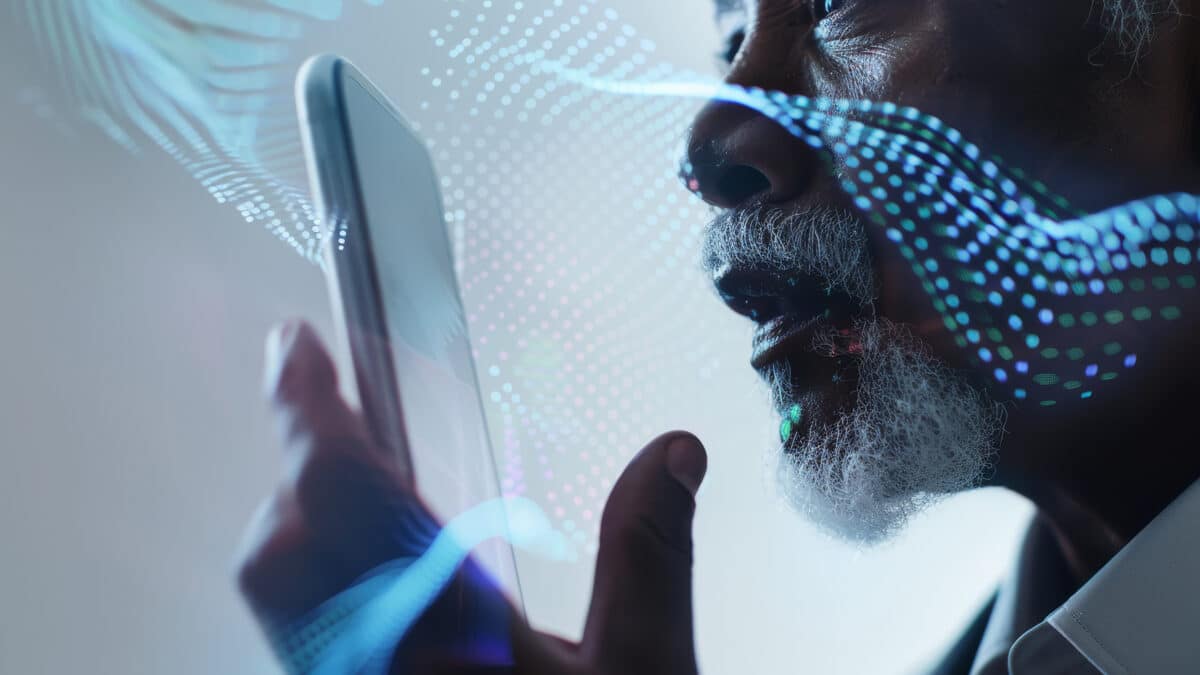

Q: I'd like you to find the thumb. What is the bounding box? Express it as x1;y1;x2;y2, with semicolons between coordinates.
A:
582;431;707;675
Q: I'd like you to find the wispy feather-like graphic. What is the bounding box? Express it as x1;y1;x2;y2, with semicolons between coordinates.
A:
18;0;379;261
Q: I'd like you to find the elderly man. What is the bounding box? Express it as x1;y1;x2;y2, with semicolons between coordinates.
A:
237;0;1200;672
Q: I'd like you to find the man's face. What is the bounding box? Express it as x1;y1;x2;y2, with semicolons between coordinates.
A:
688;0;1200;541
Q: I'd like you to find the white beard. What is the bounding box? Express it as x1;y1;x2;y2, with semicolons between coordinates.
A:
768;320;1004;545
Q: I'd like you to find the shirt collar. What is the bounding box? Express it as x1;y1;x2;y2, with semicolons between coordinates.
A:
973;479;1200;674
969;514;1077;675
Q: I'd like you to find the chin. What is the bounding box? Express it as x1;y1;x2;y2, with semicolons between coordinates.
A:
764;319;1004;545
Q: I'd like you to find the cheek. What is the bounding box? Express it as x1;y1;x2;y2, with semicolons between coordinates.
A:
865;225;975;370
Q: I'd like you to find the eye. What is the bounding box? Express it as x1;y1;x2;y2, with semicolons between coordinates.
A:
718;27;746;66
813;0;846;22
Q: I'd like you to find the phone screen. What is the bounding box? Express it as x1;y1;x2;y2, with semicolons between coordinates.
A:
338;73;522;603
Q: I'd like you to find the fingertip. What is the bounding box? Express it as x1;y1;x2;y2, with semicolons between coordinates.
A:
265;319;336;405
665;433;707;498
626;431;707;494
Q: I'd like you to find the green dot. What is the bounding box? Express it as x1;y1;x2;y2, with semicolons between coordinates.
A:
789;404;803;423
1063;380;1082;390
1162;306;1182;320
1152;276;1171;291
1101;372;1120;382
1058;314;1077;328
1104;310;1125;325
1033;373;1061;386
1080;312;1099;326
1067;348;1085;361
1040;400;1058;407
1041;348;1060;359
1103;342;1123;356
780;418;793;443
1178;275;1196;289
1132;307;1152;321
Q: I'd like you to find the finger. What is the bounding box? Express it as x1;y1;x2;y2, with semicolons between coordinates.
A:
234;491;334;618
263;320;433;573
581;431;707;675
264;319;367;457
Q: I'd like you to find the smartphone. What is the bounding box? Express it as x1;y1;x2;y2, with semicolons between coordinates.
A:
295;54;523;608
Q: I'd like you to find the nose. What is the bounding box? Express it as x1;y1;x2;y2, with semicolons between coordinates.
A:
682;4;823;210
683;105;820;209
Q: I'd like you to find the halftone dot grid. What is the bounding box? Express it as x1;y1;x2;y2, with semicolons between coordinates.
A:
20;0;1200;553
405;1;722;554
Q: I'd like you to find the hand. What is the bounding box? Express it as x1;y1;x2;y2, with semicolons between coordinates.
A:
235;320;707;674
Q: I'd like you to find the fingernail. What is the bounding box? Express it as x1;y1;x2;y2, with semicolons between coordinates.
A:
666;434;707;498
262;321;299;397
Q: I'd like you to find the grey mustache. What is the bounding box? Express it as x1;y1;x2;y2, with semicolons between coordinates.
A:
700;203;876;305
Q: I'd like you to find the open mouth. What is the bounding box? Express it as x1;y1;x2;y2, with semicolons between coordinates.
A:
713;266;864;372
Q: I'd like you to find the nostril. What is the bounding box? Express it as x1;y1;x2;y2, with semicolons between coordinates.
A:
716;164;771;207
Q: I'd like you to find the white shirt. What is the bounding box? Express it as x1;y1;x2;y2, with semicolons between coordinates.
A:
968;480;1200;674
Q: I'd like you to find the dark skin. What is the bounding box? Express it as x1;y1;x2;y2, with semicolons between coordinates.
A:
692;0;1200;584
237;1;1200;672
237;320;706;673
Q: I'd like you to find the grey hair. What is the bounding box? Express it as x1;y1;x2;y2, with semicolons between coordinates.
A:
1100;0;1180;58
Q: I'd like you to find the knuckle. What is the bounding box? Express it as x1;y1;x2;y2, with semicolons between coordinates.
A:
235;547;272;600
234;500;295;599
600;512;691;563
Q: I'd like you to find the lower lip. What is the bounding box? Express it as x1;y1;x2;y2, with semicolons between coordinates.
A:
752;314;821;370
